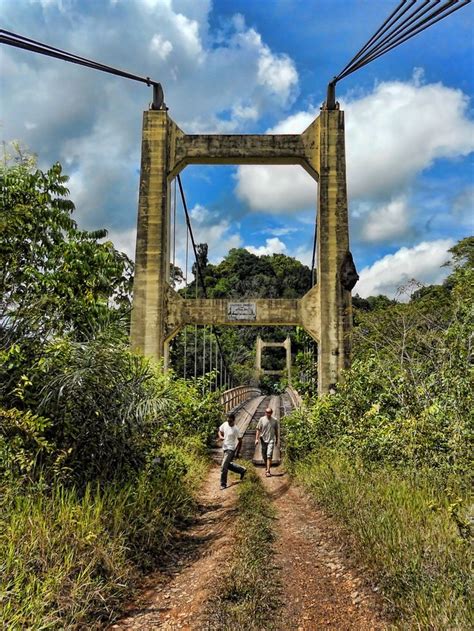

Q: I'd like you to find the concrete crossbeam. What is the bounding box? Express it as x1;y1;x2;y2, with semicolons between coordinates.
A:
172;132;318;178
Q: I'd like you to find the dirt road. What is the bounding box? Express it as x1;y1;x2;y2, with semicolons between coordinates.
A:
110;464;385;630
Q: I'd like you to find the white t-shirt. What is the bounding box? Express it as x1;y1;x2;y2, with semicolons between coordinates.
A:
219;421;241;450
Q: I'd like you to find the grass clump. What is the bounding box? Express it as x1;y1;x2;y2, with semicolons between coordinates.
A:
204;467;279;630
292;450;473;630
0;442;209;629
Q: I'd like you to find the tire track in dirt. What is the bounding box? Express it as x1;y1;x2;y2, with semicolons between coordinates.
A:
262;469;386;630
109;465;240;630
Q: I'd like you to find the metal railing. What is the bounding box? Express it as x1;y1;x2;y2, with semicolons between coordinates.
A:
220;386;262;413
285;385;303;409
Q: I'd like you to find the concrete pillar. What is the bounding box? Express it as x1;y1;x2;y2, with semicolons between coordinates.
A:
130;109;171;359
129;107;353;393
317;110;352;393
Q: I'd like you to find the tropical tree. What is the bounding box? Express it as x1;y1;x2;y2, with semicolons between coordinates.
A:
1;147;135;405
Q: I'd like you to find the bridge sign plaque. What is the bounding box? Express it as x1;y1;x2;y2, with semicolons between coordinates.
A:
227;302;257;321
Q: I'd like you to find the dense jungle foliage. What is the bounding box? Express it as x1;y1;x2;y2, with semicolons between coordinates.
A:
170;243;316;388
284;236;474;628
0;150;222;627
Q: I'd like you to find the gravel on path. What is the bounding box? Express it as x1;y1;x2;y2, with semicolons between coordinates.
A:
264;468;386;631
109;465;240;630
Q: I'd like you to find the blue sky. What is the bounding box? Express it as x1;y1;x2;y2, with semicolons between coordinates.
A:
1;0;473;298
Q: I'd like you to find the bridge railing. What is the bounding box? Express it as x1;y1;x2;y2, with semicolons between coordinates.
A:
220;386;262;413
285;385;303;409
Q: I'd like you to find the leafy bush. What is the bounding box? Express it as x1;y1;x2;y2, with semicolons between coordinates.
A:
1;332;222;488
283;243;473;627
284;248;473;477
0;407;57;484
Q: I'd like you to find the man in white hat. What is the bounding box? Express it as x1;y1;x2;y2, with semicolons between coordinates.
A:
255;407;278;476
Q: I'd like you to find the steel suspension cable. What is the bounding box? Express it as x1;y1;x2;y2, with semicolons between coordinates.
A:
341;0;471;79
354;0;435;64
194;280;198;381
337;0;432;79
327;0;471;107
184;212;189;379
311;201;318;287
0;29;164;107
215;338;219;389
336;0;415;79
202;325;206;385
176;174;234;385
209;333;213;389
172;179;177;282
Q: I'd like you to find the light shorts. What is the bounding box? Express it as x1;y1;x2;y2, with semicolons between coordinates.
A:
260;438;275;460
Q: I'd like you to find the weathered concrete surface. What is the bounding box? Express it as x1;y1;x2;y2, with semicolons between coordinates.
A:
316;110;352;393
130;110;170;359
172;131;318;179
130;106;353;393
255;336;292;383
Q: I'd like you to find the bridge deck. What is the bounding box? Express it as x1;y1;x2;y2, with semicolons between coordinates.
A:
212;392;296;467
235;392;294;467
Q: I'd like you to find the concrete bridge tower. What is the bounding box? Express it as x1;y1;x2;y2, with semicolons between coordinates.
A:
130;100;357;394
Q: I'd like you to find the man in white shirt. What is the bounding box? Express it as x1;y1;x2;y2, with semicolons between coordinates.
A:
218;413;246;490
255;407;279;477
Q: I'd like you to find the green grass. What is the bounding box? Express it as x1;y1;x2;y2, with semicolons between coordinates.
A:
291;449;473;630
0;444;209;630
204;466;279;631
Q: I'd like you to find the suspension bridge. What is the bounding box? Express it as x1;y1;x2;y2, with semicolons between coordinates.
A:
2;3;471;629
2;1;469;403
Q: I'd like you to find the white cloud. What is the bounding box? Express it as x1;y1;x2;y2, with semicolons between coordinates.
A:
245;237;286;256
357;239;454;299
361;197;411;242
106;227;137;261
270;110;316;134
257;44;298;104
235;111;317;212
236;165;316;213
344;76;474;199
231;103;259;122
172;12;204;63
266;227;298;237
289;244;313;268
183;204;242;267
150;34;173;60
2;2;300;237
235;74;474;222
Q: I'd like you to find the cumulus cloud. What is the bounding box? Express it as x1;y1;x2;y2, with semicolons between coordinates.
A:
185;204;242;266
356;239;454;299
266;227;298;237
344;75;474;199
1;1;299;234
150;34;173;60
106;227;137;261
236;165;316;213
245;237;286;256
361;197;411;243
235;111;317;212
235;74;474;221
